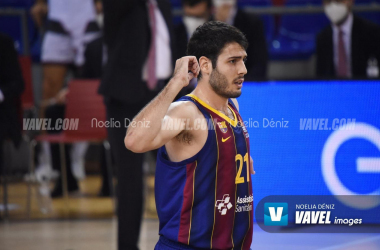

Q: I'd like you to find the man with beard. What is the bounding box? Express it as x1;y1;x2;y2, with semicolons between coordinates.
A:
125;21;255;249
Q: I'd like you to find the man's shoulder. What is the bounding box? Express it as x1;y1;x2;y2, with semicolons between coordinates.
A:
317;24;332;41
168;99;203;119
354;15;380;28
353;15;380;36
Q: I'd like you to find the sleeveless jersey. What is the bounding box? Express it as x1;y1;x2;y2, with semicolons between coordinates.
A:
155;94;253;249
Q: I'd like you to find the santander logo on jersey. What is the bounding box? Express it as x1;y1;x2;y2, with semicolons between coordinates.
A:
236;195;253;212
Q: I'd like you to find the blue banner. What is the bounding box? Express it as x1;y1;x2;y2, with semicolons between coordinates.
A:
238;80;380;222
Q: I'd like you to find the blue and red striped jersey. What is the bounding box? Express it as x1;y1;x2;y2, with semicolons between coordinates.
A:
155;94;253;249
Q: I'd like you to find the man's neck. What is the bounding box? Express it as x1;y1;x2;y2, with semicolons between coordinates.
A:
191;80;229;113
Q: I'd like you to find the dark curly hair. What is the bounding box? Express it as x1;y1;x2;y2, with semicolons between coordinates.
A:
187;21;248;79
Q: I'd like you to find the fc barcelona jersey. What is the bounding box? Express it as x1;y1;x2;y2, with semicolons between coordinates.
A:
155;94;253;249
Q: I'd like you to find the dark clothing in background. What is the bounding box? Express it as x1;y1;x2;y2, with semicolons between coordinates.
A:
233;9;268;81
174;11;268;96
82;36;103;79
104;95;152;250
175;10;268;81
44;105;78;193
0;34;24;214
316;15;380;78
99;1;174;249
173;22;197;99
99;0;175;103
0;33;24;147
0;33;24;180
174;21;188;60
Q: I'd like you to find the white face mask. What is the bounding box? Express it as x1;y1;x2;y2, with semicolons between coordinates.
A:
324;2;349;24
213;0;235;8
183;16;206;37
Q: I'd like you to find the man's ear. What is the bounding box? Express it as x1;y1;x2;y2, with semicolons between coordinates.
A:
199;56;212;76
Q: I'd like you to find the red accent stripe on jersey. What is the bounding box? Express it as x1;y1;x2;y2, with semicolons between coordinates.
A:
241;168;254;250
242;197;253;250
238;113;254;250
211;114;237;249
178;161;197;245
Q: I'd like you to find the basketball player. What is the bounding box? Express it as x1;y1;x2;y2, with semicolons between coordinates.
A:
125;21;255;249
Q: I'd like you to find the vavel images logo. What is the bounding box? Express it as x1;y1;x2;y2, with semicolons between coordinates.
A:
264;203;288;226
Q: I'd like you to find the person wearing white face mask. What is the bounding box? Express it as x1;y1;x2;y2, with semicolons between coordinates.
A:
174;0;212;97
213;0;268;80
316;0;380;79
175;0;212;59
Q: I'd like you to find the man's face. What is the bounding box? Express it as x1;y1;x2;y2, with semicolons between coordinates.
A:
209;42;247;98
323;0;353;24
183;1;210;19
213;0;236;22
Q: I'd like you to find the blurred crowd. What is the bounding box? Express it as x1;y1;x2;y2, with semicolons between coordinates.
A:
0;0;379;249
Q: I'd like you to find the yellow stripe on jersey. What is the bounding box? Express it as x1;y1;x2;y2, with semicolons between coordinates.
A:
187;94;238;127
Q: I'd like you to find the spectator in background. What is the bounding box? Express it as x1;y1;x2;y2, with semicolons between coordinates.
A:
98;0;174;249
316;0;380;79
175;0;212;59
30;0;101;196
213;0;268;80
175;0;212;97
31;0;101;97
0;34;24;198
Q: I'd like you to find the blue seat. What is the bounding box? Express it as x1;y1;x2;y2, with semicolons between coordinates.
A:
270;0;329;60
170;0;182;8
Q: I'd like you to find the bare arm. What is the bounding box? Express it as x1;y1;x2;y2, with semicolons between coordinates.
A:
31;0;48;28
124;56;200;153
